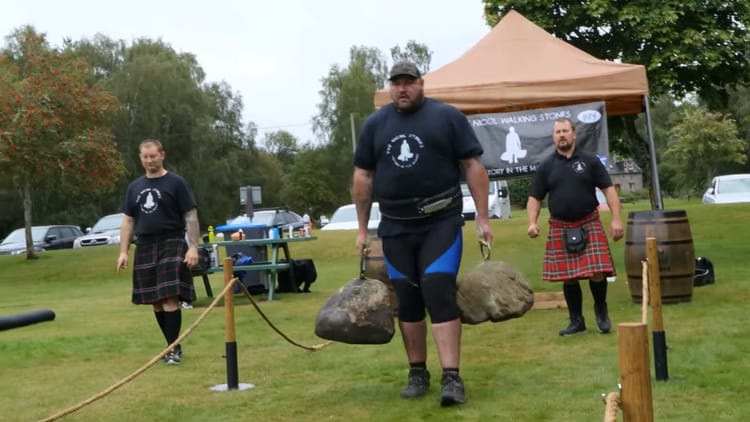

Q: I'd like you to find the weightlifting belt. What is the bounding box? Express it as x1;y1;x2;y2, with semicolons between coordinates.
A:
378;186;462;220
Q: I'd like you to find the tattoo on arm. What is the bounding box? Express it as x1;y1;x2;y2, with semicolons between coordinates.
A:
185;208;200;247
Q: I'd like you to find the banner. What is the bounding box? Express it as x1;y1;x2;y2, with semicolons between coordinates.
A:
466;102;608;179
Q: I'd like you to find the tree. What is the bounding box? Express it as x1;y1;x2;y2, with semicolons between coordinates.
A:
663;106;746;195
0;27;124;259
390;40;433;76
482;1;750;204
263;130;299;171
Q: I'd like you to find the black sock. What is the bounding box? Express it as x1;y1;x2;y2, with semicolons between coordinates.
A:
442;368;459;377
589;280;608;305
162;309;182;351
409;362;427;371
563;282;583;318
154;311;166;336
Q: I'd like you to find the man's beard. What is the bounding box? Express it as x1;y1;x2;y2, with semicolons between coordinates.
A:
557;141;573;152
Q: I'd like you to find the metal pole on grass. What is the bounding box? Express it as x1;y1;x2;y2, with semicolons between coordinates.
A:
647;237;669;381
617;322;654;422
211;257;254;392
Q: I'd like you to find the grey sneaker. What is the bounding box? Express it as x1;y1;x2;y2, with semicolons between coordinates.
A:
400;368;430;398
440;373;465;407
165;350;181;365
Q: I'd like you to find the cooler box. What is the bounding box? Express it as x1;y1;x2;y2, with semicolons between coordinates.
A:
214;223;269;291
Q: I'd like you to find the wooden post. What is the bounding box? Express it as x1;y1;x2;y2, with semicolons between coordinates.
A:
223;257;239;389
617;322;654;422
647;237;669;381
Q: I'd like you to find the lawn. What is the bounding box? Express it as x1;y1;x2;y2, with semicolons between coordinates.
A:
1;198;748;421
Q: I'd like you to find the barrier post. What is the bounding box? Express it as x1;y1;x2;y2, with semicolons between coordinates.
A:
617;322;654;422
647;237;669;381
210;257;254;392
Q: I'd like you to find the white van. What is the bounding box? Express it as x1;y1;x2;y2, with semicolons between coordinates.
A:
460;180;510;219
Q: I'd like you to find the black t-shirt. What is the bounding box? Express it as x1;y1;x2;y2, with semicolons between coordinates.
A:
353;97;483;235
121;172;197;236
529;148;612;221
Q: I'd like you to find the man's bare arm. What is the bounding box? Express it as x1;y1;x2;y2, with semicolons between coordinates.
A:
184;208;200;248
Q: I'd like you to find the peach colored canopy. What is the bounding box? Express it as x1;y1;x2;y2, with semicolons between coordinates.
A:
374;10;649;116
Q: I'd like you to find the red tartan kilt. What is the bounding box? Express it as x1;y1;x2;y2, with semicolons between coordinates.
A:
542;210;615;281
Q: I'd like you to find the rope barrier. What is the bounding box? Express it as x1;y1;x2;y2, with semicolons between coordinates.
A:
603;391;621;422
40;275;329;421
234;280;331;351
38;279;239;422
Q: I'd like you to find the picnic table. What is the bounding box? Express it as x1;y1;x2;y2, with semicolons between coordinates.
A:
202;236;317;301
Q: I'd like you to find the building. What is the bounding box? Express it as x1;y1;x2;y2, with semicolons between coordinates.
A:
605;158;643;193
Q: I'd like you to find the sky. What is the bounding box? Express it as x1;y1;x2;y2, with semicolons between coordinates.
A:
1;0;491;145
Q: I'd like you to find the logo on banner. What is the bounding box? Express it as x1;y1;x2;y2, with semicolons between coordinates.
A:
500;126;528;164
577;109;602;123
386;133;423;168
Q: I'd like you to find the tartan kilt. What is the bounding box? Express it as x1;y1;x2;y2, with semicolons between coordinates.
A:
132;237;196;304
542;210;616;282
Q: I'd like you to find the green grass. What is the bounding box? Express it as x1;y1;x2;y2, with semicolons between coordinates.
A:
1;199;748;421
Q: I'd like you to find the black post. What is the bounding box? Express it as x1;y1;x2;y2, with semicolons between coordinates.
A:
653;331;669;381
225;341;239;389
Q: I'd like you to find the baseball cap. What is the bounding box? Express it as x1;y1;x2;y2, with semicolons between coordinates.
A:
388;61;421;81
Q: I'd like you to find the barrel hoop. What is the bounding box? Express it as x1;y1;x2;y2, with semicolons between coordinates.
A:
625;239;693;246
626;273;695;280
626;219;689;225
627;210;687;219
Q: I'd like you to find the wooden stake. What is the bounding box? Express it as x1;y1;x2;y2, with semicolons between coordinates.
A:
617;322;654;422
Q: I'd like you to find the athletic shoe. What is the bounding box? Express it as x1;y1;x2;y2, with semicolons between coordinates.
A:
400;368;430;398
440;373;466;407
180;301;193;309
559;316;587;336
165;350;181;365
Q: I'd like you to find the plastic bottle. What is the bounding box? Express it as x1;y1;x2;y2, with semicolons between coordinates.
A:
288;225;294;238
207;225;215;242
211;244;219;268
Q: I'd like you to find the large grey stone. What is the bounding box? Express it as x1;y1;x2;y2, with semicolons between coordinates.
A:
315;277;395;344
457;261;534;325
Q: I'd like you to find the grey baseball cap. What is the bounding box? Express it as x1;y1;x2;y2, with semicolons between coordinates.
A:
388;61;421;80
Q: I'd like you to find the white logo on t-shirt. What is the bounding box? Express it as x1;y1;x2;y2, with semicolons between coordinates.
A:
386;133;423;168
136;188;163;214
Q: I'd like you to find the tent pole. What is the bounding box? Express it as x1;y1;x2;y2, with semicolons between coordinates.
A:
644;95;663;210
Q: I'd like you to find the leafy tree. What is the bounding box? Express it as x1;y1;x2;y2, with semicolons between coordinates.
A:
482;1;750;205
281;145;344;218
663;106;746;195
263;130;299;171
0;27;124;258
390;40;433;76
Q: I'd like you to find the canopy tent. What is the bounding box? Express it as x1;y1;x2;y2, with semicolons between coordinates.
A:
373;10;663;207
374;10;648;116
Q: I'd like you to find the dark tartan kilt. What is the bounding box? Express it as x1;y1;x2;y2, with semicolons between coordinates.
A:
542;209;616;282
132;237;196;304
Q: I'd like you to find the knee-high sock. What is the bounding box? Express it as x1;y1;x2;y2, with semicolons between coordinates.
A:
162;309;182;349
154;311;167;338
589;280;608;305
563;282;583;318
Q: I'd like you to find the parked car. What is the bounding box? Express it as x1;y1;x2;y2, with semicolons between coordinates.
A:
227;208;305;233
74;212;125;248
0;225;84;255
460;181;509;219
702;173;750;204
321;203;380;231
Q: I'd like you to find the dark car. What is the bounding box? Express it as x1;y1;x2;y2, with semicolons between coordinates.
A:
0;225;84;255
227;208;305;233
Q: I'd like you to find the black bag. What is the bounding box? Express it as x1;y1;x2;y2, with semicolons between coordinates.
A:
190;247;212;275
563;227;587;252
277;259;318;293
694;256;715;286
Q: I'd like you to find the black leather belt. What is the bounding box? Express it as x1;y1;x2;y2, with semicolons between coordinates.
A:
379;186;462;220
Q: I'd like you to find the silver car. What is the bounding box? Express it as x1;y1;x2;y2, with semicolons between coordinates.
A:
702;174;750;204
74;213;125;248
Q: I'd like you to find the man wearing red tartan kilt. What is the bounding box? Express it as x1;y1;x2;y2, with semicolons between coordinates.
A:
527;118;623;335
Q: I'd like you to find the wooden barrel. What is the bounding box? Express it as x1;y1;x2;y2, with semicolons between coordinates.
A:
365;237;398;313
625;210;695;304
